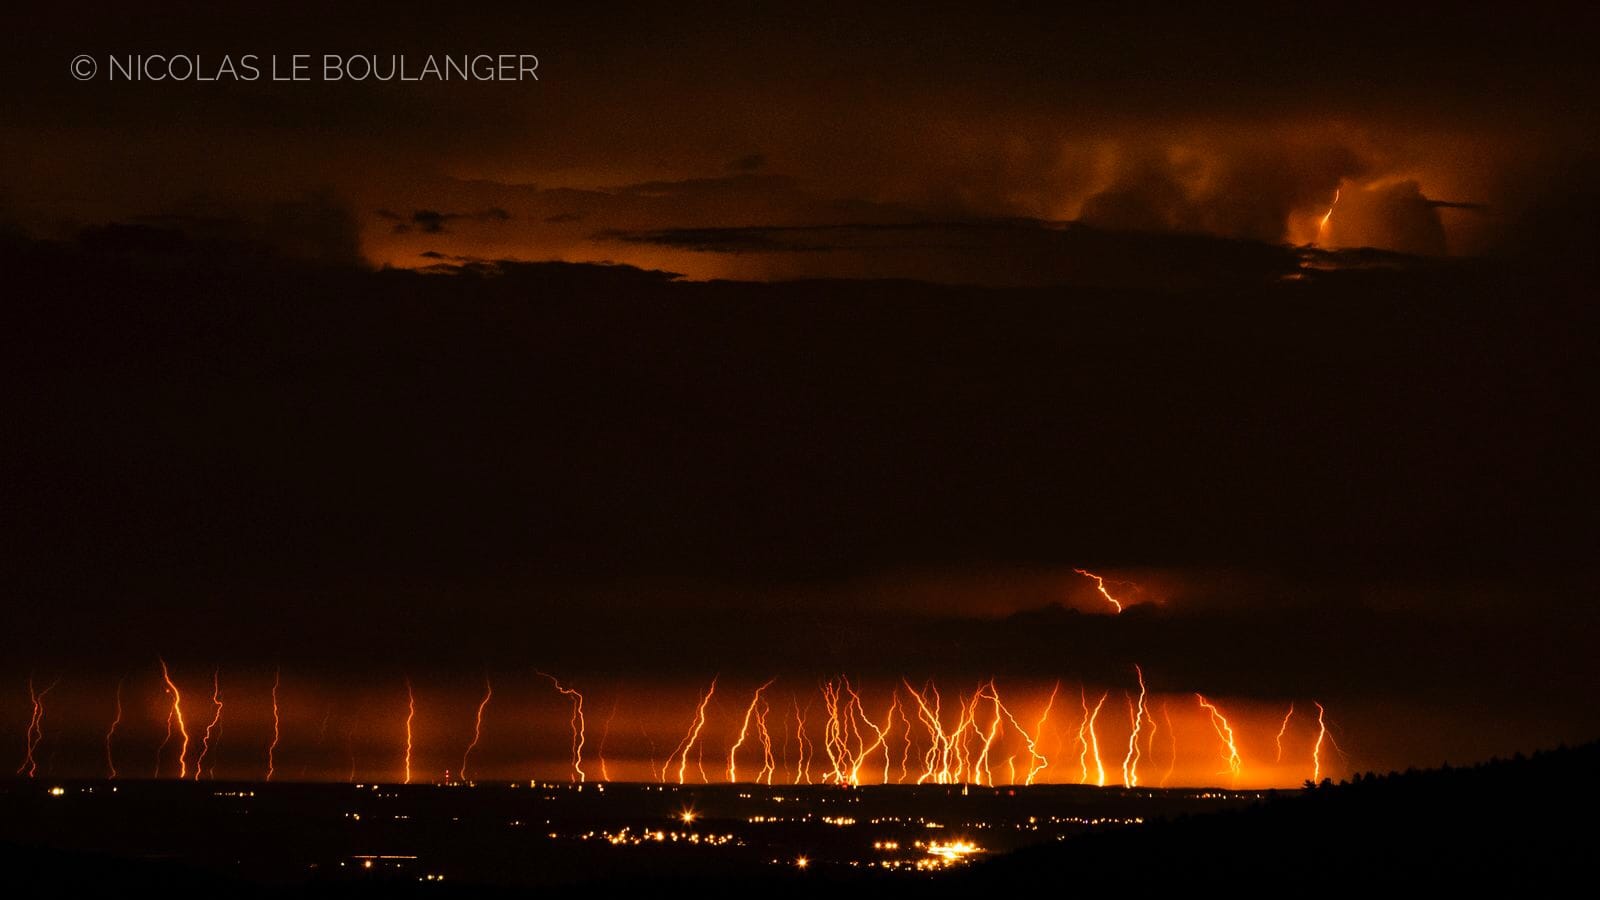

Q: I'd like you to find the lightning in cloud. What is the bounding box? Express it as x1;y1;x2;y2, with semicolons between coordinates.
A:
157;658;190;779
1318;187;1342;238
195;669;223;780
1072;569;1126;613
1196;693;1243;784
460;676;493;783
540;672;585;783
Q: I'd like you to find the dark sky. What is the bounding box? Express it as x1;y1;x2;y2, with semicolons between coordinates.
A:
2;3;1597;778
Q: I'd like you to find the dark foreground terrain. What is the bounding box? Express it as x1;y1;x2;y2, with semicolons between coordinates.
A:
2;743;1595;895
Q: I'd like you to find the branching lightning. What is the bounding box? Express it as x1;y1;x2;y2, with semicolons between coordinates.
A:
727;679;775;784
1196;693;1243;784
666;677;717;784
16;676;58;778
1075;687;1109;786
1122;665;1151;787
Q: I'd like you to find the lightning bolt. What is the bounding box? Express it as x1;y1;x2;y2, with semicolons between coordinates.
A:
791;696;813;784
105;678;123;780
728;679;775;783
16;676;58;778
1161;700;1177;787
157;658;190;779
195;669;223;781
540;672;585;783
1122;665;1151;787
996;680;1057;785
666;677;717;784
403;678;415;785
1318;187;1342;238
1076;686;1109;786
1312;700;1338;783
266;669;281;782
460;676;493;783
1196;693;1243;784
1073;569;1125;613
1275;703;1295;763
598;697;618;782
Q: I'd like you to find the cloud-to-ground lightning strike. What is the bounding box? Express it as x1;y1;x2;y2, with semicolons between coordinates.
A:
460;676;493;783
539;672;586;783
1275;703;1295;763
158;658;190;779
1161;701;1177;787
17;676;58;778
1076;687;1109;786
1196;693;1243;784
996;680;1057;785
266;669;281;782
598;697;619;782
195;670;223;780
403;678;416;785
1313;701;1334;783
727;679;775;783
105;678;123;779
792;697;813;784
1123;665;1151;787
666;677;718;784
1072;569;1125;613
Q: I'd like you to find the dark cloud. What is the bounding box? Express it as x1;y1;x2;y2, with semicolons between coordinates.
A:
381;207;513;235
726;153;766;172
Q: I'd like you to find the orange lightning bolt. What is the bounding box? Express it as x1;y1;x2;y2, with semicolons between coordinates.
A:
158;658;190;779
16;676;58;778
1275;703;1295;763
1076;686;1109;786
1196;694;1243;784
792;697;813;784
598;697;618;782
195;669;223;780
1312;700;1340;783
728;679;775;783
996;680;1057;785
1161;701;1177;787
540;672;585;783
105;678;123;780
1122;665;1151;787
266;669;281;782
666;677;717;784
403;678;416;785
1318;187;1342;238
460;676;493;783
1073;569;1125;613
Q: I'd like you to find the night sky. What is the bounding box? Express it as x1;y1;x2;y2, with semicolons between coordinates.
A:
2;3;1597;784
